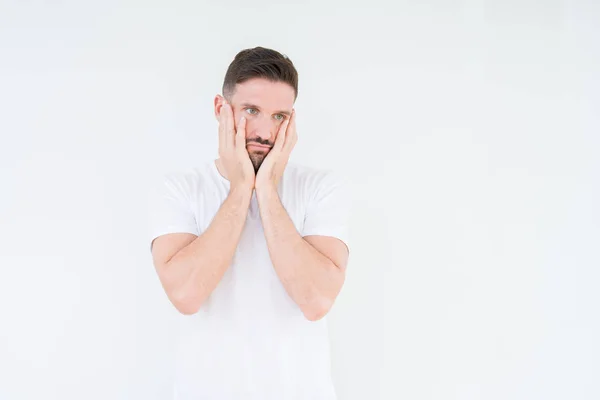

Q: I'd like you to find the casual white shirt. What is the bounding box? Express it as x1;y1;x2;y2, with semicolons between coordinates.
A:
149;159;351;400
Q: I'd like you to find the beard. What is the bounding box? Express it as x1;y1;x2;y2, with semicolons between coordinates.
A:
248;150;268;173
246;138;272;173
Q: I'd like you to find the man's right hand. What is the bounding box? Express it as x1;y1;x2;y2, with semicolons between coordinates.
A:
218;100;255;191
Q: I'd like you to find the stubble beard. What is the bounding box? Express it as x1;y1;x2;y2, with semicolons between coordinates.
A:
249;151;267;173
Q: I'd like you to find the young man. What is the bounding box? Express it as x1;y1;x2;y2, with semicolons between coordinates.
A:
150;47;351;399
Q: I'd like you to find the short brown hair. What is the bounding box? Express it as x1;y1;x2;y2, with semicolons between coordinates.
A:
222;47;298;101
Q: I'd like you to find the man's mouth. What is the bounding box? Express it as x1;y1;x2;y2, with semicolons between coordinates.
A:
247;143;271;150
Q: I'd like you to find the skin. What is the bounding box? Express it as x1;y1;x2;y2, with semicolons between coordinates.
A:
151;77;348;321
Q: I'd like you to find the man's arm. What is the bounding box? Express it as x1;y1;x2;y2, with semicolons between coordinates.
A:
253;108;349;321
151;100;255;315
256;185;348;321
151;185;252;315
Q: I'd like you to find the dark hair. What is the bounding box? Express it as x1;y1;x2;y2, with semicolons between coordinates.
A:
222;47;298;101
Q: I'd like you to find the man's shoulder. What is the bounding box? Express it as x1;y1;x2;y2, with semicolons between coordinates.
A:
285;162;348;189
161;166;203;185
156;161;216;195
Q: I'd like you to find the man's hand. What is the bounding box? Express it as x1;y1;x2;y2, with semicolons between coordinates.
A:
219;100;255;191
255;109;297;191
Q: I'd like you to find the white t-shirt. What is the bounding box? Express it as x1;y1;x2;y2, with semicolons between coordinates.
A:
149;159;351;400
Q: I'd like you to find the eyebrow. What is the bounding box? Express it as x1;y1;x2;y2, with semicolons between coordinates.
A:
240;103;291;117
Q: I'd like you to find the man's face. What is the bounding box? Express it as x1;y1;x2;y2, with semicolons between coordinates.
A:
216;78;295;172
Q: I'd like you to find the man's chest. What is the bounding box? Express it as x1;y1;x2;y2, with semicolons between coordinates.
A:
191;191;307;317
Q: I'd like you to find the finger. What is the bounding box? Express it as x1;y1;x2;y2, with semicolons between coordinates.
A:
274;117;290;152
224;102;235;149
235;115;247;151
283;109;297;154
219;101;231;150
218;102;227;151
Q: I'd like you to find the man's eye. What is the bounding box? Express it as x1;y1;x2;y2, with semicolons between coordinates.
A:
274;114;285;121
246;108;258;115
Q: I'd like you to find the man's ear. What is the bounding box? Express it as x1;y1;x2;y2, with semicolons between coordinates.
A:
214;95;225;120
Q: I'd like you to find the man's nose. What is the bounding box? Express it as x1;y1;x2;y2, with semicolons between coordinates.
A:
252;116;275;142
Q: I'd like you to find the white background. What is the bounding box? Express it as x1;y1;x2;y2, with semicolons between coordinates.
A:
1;1;598;399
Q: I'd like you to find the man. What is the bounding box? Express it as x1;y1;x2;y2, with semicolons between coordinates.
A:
150;47;351;399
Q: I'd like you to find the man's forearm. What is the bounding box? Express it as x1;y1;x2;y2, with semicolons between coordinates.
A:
165;186;252;313
256;185;344;321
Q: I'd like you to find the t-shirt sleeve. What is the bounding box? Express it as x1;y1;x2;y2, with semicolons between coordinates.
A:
148;172;199;252
301;171;352;252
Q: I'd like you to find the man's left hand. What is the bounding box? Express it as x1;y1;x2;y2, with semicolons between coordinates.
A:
255;109;297;191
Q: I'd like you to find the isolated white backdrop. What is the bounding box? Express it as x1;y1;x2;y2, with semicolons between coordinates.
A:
1;1;598;399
